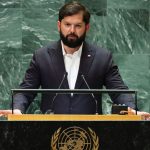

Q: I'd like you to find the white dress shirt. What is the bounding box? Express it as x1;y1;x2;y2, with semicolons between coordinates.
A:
61;41;83;89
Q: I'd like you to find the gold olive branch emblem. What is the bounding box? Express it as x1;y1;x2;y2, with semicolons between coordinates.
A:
51;127;61;150
88;127;99;150
51;127;99;150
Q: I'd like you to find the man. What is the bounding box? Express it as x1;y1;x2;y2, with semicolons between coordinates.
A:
0;1;149;116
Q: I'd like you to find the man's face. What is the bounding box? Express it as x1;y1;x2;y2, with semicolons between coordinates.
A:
58;12;89;48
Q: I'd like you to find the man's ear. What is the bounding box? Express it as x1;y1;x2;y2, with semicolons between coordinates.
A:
85;24;90;31
57;21;61;32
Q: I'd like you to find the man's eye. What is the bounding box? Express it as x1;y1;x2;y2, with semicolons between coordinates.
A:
76;25;81;28
65;24;70;27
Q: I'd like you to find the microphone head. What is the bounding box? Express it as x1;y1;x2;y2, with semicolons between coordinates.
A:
79;73;87;78
78;72;84;77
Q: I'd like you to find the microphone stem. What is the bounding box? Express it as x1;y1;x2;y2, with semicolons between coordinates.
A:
51;72;68;113
81;75;98;115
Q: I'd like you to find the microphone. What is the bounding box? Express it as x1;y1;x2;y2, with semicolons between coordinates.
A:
49;72;68;114
81;74;98;115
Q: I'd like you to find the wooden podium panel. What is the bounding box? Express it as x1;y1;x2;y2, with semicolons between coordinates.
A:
7;114;143;121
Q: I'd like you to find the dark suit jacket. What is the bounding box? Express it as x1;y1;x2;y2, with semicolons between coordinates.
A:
13;40;135;114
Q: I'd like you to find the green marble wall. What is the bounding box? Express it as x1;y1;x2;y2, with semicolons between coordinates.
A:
0;0;149;113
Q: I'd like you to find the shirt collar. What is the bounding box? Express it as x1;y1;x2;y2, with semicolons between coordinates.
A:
61;40;83;57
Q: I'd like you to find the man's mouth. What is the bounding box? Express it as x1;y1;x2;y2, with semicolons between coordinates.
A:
68;34;78;39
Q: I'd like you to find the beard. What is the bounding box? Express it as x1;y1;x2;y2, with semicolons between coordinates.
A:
60;29;86;48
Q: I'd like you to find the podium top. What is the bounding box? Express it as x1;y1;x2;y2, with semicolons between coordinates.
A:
7;114;143;121
11;89;138;94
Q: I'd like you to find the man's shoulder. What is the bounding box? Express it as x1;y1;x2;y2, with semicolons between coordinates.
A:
85;41;111;55
35;41;60;55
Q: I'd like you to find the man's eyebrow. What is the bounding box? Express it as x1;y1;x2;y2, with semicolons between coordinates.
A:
63;21;83;25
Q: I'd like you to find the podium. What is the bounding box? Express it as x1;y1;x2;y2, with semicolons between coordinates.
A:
6;89;148;149
7;114;143;121
1;114;148;150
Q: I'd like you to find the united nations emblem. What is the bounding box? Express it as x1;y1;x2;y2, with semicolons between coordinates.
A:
51;126;99;150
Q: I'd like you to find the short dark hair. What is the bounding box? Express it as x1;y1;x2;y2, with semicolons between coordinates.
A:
59;1;90;24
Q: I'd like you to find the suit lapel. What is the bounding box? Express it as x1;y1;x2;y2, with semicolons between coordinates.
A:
75;42;95;89
48;41;95;90
48;41;69;89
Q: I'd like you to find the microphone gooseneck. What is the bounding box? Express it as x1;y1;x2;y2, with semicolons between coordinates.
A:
81;74;98;115
50;72;68;114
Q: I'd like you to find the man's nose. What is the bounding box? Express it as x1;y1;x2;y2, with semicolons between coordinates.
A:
70;25;75;33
